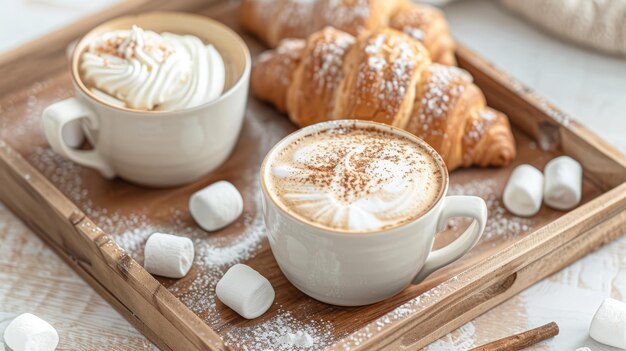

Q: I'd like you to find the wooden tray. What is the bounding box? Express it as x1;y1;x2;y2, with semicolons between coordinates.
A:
1;1;625;350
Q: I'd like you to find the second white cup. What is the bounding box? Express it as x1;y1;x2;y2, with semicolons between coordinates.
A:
42;12;251;187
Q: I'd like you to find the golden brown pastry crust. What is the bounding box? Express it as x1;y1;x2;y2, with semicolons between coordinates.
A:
388;2;456;67
252;27;516;171
334;28;429;128
240;0;457;65
252;39;305;112
286;28;355;126
407;64;515;169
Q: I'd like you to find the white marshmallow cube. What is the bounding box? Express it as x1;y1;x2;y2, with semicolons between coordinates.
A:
503;164;544;217
544;156;583;210
189;181;243;231
144;233;194;278
590;298;626;348
216;264;275;319
4;313;59;351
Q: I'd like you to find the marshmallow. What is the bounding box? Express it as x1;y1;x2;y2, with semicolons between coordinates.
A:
215;264;274;319
503;164;544;217
189;181;243;231
4;313;59;351
590;298;626;348
144;233;194;278
543;156;583;210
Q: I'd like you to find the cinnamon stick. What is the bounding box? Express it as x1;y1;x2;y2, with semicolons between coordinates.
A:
469;322;559;351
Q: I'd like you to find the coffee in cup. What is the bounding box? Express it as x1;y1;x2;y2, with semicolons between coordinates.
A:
264;122;444;232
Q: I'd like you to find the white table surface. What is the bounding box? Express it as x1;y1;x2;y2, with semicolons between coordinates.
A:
0;0;625;350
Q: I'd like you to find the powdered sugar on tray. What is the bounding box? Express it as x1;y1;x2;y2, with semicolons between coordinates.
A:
333;277;479;349
196;211;265;267
0;79;75;147
29;147;93;205
507;76;571;127
449;178;534;240
224;311;334;350
28;145;266;264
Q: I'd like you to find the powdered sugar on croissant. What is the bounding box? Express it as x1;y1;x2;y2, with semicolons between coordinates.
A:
252;27;516;171
241;0;456;65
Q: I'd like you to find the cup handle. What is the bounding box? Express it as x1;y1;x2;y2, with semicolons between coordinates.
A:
412;195;487;284
42;97;115;178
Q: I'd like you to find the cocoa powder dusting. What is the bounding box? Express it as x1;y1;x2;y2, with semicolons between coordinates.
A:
267;123;444;232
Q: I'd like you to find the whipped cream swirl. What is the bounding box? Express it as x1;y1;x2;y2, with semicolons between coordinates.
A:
80;25;225;111
267;126;443;232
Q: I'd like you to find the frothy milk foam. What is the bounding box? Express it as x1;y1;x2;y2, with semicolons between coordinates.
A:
265;123;444;232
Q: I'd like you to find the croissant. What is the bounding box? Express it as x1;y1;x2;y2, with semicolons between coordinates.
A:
252;27;516;170
240;0;456;65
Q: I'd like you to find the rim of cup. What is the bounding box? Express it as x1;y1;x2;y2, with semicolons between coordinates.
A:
70;11;251;116
260;120;450;236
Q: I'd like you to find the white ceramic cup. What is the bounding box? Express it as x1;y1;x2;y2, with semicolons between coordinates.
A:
260;120;488;306
41;12;251;187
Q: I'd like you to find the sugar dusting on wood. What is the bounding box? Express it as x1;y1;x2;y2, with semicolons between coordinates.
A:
223;311;334;350
506;76;571;127
449;178;534;240
333;275;478;349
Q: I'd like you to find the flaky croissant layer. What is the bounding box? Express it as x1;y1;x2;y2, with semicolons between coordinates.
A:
252;27;516;171
241;0;456;65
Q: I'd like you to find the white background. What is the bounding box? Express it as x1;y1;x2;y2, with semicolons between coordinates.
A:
0;0;625;349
